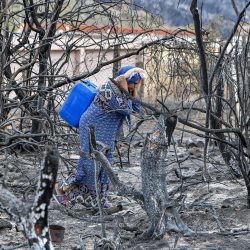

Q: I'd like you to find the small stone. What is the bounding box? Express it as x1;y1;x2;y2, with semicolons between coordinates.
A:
188;147;202;158
0;218;12;230
196;140;205;148
177;153;185;158
221;198;233;208
187;139;205;148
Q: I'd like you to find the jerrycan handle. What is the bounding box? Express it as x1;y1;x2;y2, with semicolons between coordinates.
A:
81;79;97;91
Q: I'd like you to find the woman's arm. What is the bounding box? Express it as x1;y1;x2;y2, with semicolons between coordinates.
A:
95;76;141;115
102;78;135;115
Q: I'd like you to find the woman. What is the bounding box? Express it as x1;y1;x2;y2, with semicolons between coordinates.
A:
55;65;147;208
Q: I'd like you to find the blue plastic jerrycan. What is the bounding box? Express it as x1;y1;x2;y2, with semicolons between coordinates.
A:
59;80;97;128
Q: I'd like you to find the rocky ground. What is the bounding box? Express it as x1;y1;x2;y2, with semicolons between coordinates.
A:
0;118;250;250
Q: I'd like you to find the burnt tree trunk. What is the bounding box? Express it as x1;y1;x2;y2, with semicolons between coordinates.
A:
0;147;59;249
141;115;192;239
210;63;241;177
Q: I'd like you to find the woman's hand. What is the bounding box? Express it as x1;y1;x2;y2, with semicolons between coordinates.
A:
132;87;138;97
128;82;141;98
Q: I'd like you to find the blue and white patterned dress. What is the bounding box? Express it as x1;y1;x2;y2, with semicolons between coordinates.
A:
75;80;140;189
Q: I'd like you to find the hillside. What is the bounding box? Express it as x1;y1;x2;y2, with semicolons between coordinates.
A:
134;0;250;36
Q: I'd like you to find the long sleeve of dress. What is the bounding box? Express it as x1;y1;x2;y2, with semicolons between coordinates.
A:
131;97;141;113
